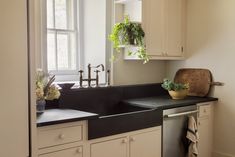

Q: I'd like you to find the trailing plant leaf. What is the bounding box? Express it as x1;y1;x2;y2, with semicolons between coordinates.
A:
109;16;149;64
161;79;189;91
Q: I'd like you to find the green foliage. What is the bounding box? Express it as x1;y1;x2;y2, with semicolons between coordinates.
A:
161;79;189;91
109;16;149;64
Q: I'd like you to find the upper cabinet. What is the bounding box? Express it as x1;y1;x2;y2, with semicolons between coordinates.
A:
142;0;165;57
143;0;186;59
114;0;186;60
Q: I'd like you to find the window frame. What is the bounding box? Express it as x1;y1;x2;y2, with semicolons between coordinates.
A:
41;0;83;81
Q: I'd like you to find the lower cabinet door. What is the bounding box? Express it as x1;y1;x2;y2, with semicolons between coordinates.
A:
39;146;83;157
130;129;161;157
198;117;212;157
91;137;128;157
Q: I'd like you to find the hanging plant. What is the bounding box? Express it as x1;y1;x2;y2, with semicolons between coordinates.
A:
109;16;149;64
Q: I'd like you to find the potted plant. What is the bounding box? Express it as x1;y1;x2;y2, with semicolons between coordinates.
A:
109;16;149;64
161;79;189;100
36;69;61;113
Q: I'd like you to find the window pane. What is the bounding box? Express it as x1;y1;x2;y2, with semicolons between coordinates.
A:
47;32;56;71
57;33;69;70
69;33;77;70
67;0;75;30
47;0;54;28
55;0;67;29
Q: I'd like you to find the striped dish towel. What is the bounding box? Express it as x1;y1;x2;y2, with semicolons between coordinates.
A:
186;116;199;157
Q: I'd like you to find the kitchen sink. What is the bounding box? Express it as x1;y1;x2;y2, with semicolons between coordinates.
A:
88;102;162;139
97;102;153;117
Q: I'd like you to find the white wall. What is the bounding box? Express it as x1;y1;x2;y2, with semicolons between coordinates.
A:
166;0;235;156
0;0;29;156
113;56;166;85
82;0;107;83
124;0;142;22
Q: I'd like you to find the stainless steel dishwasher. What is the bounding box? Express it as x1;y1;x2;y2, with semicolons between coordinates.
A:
163;105;198;157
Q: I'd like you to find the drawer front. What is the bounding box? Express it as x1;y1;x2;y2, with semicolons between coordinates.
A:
39;146;83;157
198;105;211;117
38;125;82;148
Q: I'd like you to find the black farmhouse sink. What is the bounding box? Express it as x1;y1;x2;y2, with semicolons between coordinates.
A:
58;84;165;140
88;102;162;140
95;102;152;117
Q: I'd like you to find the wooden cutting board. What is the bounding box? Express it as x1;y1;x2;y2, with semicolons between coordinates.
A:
174;68;212;97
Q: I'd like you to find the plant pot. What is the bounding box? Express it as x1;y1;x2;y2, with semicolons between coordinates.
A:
168;90;188;100
36;99;46;113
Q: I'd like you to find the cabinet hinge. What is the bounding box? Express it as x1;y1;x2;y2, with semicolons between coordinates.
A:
181;46;184;52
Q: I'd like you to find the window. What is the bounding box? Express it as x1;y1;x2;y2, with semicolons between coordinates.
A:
45;0;79;75
40;0;109;83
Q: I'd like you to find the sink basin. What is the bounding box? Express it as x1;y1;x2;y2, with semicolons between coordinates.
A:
98;102;152;117
88;102;162;140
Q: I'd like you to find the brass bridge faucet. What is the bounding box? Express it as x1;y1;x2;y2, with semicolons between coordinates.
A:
78;64;105;88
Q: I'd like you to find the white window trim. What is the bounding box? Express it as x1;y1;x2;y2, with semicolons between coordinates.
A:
40;0;83;81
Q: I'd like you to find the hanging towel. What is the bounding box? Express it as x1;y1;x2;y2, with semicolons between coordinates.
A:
186;116;199;157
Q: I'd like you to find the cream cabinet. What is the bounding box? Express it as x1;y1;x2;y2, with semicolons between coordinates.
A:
197;103;214;157
130;130;161;157
38;124;83;149
39;147;83;157
38;121;161;157
91;137;128;157
143;0;186;59
90;127;161;157
37;121;86;157
118;0;186;60
142;0;165;57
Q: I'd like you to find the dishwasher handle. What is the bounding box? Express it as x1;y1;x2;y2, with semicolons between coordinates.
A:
164;110;198;118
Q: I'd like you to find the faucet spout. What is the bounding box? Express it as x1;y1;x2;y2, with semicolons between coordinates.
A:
94;64;105;71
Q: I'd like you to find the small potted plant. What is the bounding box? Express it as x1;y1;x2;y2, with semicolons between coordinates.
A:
161;79;189;100
109;16;149;64
36;69;61;113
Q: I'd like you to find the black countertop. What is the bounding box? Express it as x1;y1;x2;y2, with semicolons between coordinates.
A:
37;95;218;127
124;95;218;110
37;109;98;127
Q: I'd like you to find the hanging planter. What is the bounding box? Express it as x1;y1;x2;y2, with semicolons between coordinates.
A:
109;16;149;64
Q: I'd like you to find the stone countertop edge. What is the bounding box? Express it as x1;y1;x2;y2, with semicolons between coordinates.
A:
37;95;218;127
37;109;99;127
123;95;218;110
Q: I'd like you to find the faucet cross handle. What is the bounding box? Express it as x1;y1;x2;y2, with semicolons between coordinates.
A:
94;70;101;87
78;70;84;74
78;70;84;87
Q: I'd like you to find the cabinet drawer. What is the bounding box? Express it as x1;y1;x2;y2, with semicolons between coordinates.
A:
38;124;83;148
39;146;83;157
198;105;211;117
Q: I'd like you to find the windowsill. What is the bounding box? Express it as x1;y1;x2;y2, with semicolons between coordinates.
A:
55;81;108;90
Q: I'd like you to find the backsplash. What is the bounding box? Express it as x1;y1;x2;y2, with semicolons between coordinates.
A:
57;83;167;114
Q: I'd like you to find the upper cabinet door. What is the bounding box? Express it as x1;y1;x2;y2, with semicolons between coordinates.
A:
142;0;165;57
165;0;186;57
142;0;186;59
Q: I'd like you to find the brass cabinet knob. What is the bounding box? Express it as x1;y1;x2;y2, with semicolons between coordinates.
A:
58;134;65;140
130;137;135;142
122;138;128;143
76;147;82;153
